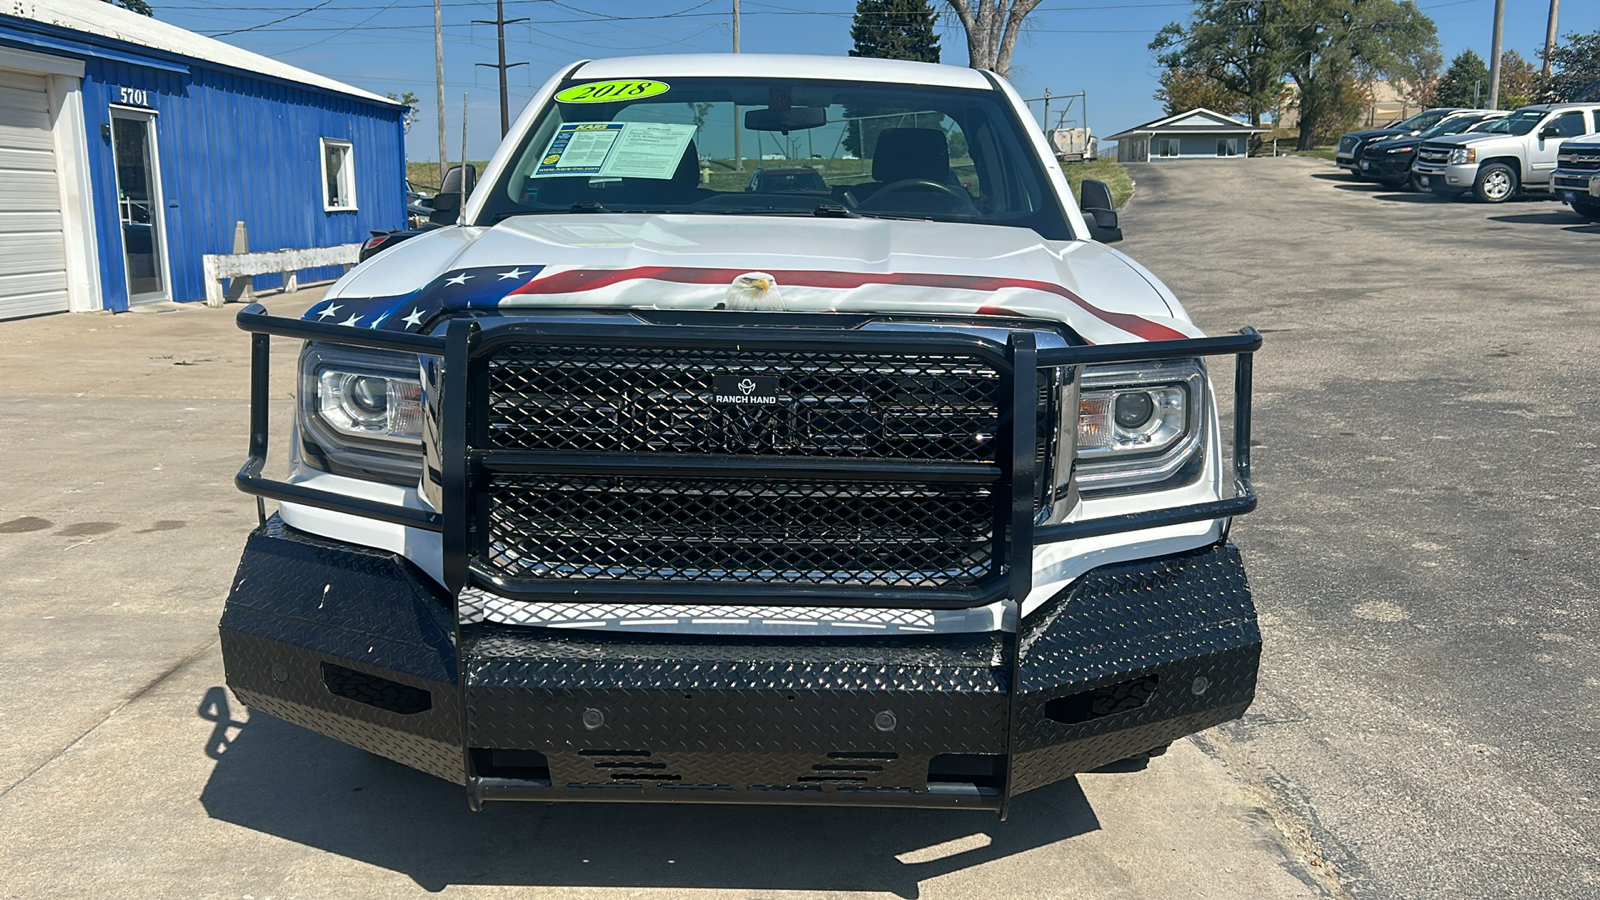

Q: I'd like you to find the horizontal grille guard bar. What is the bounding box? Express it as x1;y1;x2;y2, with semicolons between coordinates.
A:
233;304;1258;603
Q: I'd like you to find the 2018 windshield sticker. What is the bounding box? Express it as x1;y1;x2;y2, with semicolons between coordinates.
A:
532;122;696;180
555;80;670;103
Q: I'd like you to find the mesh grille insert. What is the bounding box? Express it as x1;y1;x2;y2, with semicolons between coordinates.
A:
483;475;997;587
485;345;1003;461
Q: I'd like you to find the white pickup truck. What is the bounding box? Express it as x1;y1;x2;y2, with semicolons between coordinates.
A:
1551;133;1600;221
221;54;1261;815
1412;103;1600;202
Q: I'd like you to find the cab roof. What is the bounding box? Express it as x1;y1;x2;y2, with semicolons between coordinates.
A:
570;54;995;91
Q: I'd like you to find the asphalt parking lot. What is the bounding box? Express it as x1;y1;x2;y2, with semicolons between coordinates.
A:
1122;157;1600;900
0;155;1594;899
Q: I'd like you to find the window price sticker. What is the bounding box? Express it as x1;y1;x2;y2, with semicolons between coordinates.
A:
533;122;696;180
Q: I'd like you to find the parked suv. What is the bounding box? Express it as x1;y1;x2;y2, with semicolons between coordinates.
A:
1412;104;1600;202
1336;107;1460;176
1550;133;1600;221
1356;109;1504;190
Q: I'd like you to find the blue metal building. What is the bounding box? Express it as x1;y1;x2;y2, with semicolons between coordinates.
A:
0;0;406;320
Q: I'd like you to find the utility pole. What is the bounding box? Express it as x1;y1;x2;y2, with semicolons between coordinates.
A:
732;0;743;171
1487;0;1506;109
434;0;446;184
1541;0;1560;79
475;0;528;136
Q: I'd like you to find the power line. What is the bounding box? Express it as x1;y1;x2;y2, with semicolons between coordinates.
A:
208;0;337;37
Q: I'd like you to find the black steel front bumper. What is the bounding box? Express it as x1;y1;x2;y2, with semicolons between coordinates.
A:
222;517;1259;814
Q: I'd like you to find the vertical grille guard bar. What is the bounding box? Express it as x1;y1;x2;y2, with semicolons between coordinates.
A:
1033;328;1261;545
232;304;446;532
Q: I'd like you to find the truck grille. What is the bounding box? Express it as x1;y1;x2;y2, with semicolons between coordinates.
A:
1339;136;1358;153
483;475;995;587
1416;143;1454;166
486;345;1003;461
470;338;1044;594
1556;148;1600;172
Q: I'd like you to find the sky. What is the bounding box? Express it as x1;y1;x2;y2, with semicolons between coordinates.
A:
150;0;1600;162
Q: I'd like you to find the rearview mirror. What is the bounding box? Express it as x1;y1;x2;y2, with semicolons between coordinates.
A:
744;106;827;132
429;164;476;226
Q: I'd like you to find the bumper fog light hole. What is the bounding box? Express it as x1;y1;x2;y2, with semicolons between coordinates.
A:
1043;675;1159;725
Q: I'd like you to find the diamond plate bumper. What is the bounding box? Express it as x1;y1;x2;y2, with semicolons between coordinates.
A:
220;517;1259;814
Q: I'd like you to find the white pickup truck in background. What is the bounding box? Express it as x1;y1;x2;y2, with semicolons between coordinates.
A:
1411;103;1600;202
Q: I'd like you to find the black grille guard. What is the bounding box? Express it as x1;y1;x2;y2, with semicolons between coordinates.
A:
236;304;1259;610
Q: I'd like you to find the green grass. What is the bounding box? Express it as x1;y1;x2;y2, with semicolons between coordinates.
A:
1062;159;1134;210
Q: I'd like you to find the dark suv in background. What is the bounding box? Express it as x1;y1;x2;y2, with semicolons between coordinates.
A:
1336;107;1461;177
1356;110;1505;189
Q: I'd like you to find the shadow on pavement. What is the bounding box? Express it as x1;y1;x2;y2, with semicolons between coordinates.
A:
197;689;1101;896
1308;172;1351;181
1487;212;1592;226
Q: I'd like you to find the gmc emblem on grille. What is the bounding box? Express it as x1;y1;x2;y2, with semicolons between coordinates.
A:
712;374;779;405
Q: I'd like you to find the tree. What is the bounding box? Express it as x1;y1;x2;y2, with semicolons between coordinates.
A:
1154;67;1248;117
1276;0;1440;149
1497;49;1538;109
850;0;941;64
1539;30;1600;102
1150;1;1289;132
1432;49;1488;108
386;92;420;134
846;0;942;157
104;0;153;15
945;0;1043;78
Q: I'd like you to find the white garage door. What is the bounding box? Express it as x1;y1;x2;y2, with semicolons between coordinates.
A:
0;68;69;320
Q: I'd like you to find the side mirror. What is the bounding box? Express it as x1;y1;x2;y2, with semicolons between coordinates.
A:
1079;178;1122;243
429;164;476;226
1540;125;1561;139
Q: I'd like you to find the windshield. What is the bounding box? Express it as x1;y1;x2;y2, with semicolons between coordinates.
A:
1466;117;1505;133
1420;114;1487;138
478;75;1071;239
1393;109;1451;131
1493;109;1548;135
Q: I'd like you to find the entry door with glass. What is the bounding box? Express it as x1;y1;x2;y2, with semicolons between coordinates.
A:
109;110;168;303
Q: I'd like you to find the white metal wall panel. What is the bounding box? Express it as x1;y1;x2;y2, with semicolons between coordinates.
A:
0;68;69;319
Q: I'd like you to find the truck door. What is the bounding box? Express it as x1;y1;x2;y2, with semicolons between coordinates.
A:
1529;110;1590;183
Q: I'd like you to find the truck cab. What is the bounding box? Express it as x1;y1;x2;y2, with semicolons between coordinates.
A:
220;54;1261;814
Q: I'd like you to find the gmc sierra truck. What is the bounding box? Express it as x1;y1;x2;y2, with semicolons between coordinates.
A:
221;54;1261;815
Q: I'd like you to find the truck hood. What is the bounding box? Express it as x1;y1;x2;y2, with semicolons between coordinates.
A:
318;215;1200;344
1423;132;1506;147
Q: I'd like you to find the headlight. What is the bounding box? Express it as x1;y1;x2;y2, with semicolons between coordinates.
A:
1387;145;1414;154
298;343;425;485
1448;147;1475;165
1072;360;1206;493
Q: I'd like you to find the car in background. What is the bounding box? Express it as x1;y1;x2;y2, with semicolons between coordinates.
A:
1550;133;1600;221
744;166;829;194
1356;110;1505;190
1336;108;1462;176
1412;103;1600;202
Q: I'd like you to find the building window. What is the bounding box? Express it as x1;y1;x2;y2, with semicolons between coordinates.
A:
321;138;356;211
1159;138;1180;157
1216;138;1238;157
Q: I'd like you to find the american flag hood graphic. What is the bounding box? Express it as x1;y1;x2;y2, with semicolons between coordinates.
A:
306;215;1203;345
